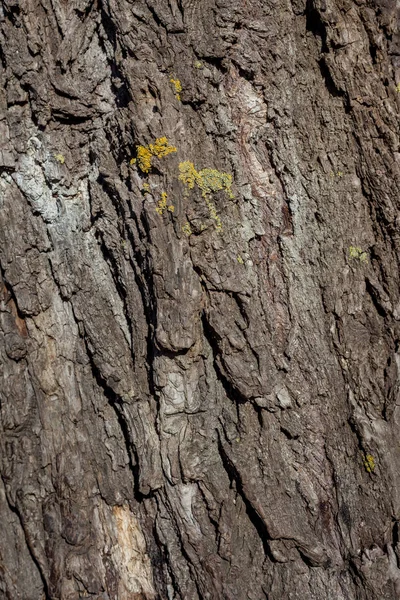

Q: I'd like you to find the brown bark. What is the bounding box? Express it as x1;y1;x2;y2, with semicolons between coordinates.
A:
1;0;400;598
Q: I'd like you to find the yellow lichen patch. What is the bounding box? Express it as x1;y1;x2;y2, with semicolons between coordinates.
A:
156;192;174;215
178;161;197;191
204;195;222;232
178;161;234;232
136;145;153;173
198;168;234;199
349;246;368;263
132;137;177;173
142;183;150;193
148;137;177;159
170;77;182;101
182;222;192;236
396;82;400;93
364;453;375;473
237;255;244;264
194;61;203;69
54;153;65;164
178;161;233;199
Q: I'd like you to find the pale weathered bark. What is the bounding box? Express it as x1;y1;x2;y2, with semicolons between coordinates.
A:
1;0;400;598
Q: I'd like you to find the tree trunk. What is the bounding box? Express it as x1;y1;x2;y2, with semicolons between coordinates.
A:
1;0;400;598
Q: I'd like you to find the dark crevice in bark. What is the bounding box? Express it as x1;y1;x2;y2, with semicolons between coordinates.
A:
391;519;400;568
51;112;93;125
144;2;166;30
305;0;328;53
318;58;344;98
83;337;146;502
124;231;158;394
99;4;118;49
16;81;46;131
201;56;228;74
230;291;250;328
98;10;132;109
0;267;27;320
147;513;170;600
369;43;378;64
346;413;372;470
364;277;389;318
0;44;7;69
156;495;205;600
2;3;21;26
233;61;256;82
94;228;135;357
181;97;206;110
217;434;276;563
201;312;250;405
74;0;96;22
252;401;265;430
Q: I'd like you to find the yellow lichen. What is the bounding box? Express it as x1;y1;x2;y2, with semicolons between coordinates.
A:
396;82;400;93
237;255;244;264
364;454;375;473
54;153;65;164
204;195;222;232
178;161;233;232
132;137;177;173
156;192;174;215
178;161;198;191
194;61;203;69
148;137;177;159
349;246;368;263
142;183;150;193
182;222;192;236
170;77;182;101
136;145;153;173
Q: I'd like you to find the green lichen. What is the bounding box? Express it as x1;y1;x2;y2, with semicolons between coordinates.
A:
349;246;368;263
364;453;375;473
178;161;233;232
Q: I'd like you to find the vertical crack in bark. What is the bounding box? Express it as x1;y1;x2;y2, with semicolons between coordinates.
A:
216;434;276;564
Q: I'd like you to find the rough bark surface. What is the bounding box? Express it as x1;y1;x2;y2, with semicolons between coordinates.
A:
1;0;400;598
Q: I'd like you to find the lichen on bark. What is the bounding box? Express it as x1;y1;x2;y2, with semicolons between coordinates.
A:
1;0;400;599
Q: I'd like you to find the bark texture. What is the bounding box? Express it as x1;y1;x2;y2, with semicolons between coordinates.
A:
1;0;400;598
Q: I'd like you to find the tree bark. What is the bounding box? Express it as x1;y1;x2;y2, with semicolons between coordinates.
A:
1;0;400;598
